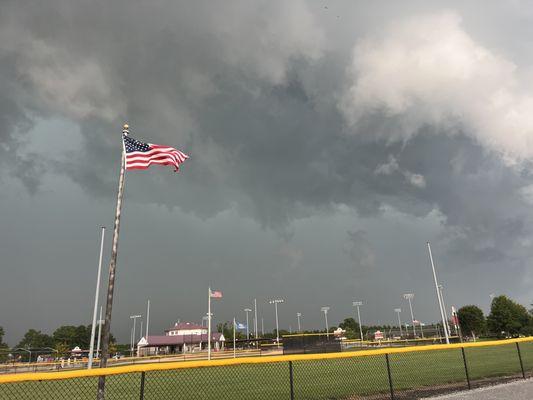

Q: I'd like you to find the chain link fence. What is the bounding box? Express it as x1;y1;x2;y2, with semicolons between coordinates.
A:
0;338;532;400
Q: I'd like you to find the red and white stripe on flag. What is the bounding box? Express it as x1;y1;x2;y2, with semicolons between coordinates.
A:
123;134;189;172
210;290;223;298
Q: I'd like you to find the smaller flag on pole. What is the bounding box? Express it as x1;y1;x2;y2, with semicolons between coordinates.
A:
123;134;189;172
209;290;223;298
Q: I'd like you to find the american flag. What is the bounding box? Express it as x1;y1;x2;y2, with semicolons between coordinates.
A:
123;134;189;171
210;290;223;298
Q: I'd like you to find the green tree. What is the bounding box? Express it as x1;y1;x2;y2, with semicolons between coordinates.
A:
457;305;486;338
487;295;531;337
338;318;361;339
54;342;70;358
0;327;8;362
52;325;94;349
15;329;54;361
52;325;103;350
0;326;7;348
52;326;78;348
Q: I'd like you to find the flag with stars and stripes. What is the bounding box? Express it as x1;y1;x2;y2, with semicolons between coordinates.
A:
123;134;189;171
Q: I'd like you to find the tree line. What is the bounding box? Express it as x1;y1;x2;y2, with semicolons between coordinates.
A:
218;295;533;342
457;295;533;339
0;325;118;361
1;293;531;361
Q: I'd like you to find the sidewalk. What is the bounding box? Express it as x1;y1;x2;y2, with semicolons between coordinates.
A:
429;378;533;400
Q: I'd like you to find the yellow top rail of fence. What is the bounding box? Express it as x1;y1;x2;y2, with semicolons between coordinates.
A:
1;336;532;384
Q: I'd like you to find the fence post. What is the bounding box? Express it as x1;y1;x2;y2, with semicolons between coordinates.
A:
516;342;526;379
139;371;146;400
385;354;394;400
289;361;295;400
461;348;471;390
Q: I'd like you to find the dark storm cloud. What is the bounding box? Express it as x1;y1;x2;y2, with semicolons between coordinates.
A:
2;0;533;343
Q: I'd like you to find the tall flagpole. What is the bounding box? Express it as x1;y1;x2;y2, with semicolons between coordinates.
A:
208;287;212;360
88;226;105;369
97;124;129;400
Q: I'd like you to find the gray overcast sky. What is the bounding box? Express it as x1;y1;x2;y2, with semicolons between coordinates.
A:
2;0;533;345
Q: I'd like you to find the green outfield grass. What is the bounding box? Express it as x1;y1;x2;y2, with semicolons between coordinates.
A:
0;343;531;400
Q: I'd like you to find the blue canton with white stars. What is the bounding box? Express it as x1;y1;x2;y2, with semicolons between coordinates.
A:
124;135;151;153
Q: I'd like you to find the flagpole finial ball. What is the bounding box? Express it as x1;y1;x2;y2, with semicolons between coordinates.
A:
123;124;129;130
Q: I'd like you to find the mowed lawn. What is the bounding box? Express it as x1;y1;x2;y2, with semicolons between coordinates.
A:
1;343;531;400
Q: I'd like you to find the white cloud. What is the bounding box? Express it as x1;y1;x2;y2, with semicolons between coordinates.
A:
375;154;426;188
519;184;533;205
374;155;399;175
341;11;533;164
0;33;124;121
404;171;426;188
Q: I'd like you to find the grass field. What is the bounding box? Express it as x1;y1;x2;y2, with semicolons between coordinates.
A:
1;342;532;400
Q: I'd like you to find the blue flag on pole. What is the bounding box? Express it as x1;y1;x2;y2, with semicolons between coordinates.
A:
235;322;246;330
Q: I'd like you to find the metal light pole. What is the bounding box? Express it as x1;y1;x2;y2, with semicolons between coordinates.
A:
297;313;302;333
438;285;451;338
427;242;450;344
403;294;416;337
146;299;150;338
321;307;330;338
420;322;425;338
96;306;104;358
244;308;252;340
269;299;284;348
233;317;236;359
394;308;403;338
129;315;141;356
353;301;364;344
254;299;258;340
88;227;105;369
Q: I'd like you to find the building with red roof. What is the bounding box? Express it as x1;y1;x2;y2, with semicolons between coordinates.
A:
137;322;225;356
